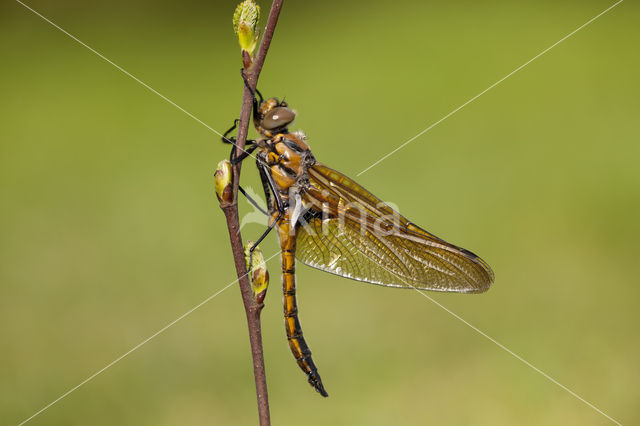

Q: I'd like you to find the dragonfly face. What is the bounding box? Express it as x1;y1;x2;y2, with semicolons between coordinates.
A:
229;93;495;398
254;97;297;138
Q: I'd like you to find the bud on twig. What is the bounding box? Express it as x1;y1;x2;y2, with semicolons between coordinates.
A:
245;241;269;304
233;0;261;58
214;159;233;204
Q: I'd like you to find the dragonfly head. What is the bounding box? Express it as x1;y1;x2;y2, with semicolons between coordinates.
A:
255;98;296;138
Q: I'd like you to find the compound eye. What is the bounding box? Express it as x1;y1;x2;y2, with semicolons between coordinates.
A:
262;107;295;130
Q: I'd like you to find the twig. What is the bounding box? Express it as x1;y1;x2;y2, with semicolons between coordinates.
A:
218;1;283;425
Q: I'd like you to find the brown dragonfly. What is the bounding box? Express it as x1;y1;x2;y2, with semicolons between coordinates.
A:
222;85;494;397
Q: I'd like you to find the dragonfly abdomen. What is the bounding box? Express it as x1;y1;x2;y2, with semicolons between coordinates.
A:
280;235;328;397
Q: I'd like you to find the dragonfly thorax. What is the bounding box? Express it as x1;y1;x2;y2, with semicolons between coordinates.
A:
260;131;315;195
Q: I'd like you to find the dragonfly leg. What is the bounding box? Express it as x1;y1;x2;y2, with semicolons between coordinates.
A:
222;118;258;166
245;210;281;279
247;165;285;260
246;161;286;266
257;158;274;212
257;160;285;214
249;211;281;253
221;119;240;144
222;119;256;148
240;68;263;118
238;185;268;216
230;143;258;165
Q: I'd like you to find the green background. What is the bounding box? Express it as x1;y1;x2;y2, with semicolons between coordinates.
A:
1;1;638;425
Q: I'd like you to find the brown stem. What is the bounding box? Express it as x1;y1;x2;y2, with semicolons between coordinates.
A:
219;1;283;426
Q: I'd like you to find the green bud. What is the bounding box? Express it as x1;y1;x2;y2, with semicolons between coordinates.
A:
214;159;233;204
245;241;269;303
233;0;261;56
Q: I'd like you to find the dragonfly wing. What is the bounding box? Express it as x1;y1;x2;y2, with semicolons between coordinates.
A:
294;163;494;293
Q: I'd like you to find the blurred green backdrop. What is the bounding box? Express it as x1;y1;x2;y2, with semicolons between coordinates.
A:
1;0;638;425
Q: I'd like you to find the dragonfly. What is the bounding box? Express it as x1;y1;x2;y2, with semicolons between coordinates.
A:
222;81;494;397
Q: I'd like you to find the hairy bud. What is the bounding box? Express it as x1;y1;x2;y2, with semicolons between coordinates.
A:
214;159;233;204
245;241;269;304
233;0;261;56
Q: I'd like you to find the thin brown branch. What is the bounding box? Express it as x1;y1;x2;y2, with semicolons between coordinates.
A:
218;1;284;426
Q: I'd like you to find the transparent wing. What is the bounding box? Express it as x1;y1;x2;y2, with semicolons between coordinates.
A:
295;163;494;293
